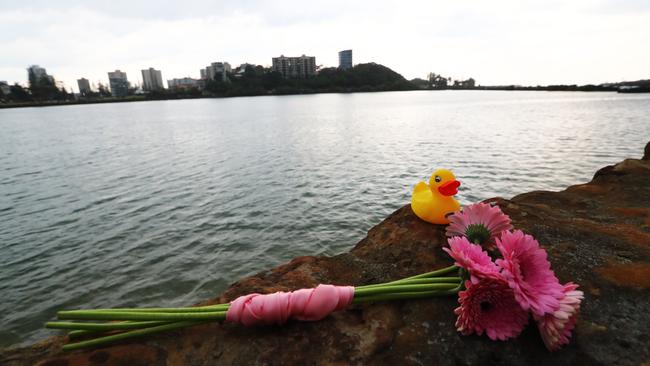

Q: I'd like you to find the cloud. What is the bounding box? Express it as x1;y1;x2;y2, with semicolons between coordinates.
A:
0;0;648;90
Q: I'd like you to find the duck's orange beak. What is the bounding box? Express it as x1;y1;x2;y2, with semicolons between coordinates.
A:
438;180;460;196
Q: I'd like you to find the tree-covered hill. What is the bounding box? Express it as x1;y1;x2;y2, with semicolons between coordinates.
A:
202;62;416;97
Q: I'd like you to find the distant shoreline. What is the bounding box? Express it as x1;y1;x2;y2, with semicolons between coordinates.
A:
0;87;634;110
3;62;648;109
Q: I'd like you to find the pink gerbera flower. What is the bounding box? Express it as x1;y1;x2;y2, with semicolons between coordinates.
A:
443;236;500;283
446;202;513;249
495;230;564;316
454;276;529;341
535;282;584;351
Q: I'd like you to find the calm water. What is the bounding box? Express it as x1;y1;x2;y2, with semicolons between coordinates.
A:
1;91;649;347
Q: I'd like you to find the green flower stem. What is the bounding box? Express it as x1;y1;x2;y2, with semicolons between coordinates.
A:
62;320;204;351
396;265;458;281
52;264;462;351
352;287;461;304
57;310;228;322
68;329;102;339
46;320;171;331
66;321;175;339
66;320;178;338
354;283;459;297
59;303;229;314
60;277;459;316
356;277;461;290
56;281;460;334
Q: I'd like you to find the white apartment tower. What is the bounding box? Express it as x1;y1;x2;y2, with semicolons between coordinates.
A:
271;55;316;78
200;62;231;82
141;68;164;91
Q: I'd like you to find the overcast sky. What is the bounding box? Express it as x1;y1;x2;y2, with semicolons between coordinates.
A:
1;0;649;91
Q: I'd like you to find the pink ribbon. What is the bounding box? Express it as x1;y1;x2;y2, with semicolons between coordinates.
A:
226;284;355;326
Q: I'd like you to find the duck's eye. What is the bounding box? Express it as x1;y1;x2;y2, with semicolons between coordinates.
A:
434;176;441;183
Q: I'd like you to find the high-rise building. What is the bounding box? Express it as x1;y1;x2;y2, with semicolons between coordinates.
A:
338;50;353;70
107;70;129;97
200;62;231;82
0;81;10;95
27;65;54;84
141;68;164;91
77;78;91;95
271;55;316;78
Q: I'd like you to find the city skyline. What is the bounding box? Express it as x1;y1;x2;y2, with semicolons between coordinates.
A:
1;0;649;90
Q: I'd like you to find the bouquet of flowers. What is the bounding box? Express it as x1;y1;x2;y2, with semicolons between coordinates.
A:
444;203;583;350
47;202;582;352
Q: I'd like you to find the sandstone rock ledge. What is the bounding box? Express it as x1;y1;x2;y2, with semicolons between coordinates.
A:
2;143;649;366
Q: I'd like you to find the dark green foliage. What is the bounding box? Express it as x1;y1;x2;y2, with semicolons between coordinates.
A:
201;62;416;97
305;63;415;91
425;73;477;89
7;84;33;102
262;71;284;90
428;73;450;88
27;69;72;101
127;85;138;96
452;78;475;88
410;78;430;89
97;83;112;97
204;78;230;94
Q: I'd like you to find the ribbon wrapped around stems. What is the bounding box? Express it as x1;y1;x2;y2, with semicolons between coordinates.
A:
226;284;355;325
46;264;462;351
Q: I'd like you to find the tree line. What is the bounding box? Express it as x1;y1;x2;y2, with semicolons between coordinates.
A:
410;72;476;89
154;62;417;98
0;69;73;103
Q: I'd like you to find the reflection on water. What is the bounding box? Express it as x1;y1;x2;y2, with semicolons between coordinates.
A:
0;90;648;346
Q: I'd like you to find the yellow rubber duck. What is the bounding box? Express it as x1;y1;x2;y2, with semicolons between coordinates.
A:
411;169;461;224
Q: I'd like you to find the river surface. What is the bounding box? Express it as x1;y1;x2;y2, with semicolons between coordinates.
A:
1;90;649;347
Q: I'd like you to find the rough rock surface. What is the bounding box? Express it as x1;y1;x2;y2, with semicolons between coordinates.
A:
2;142;649;366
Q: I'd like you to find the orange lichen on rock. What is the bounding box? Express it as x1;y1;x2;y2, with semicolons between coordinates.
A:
611;207;649;218
597;263;650;290
570;184;606;194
